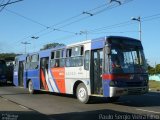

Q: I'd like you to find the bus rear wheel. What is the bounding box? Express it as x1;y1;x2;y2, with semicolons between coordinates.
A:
28;80;35;94
76;83;89;104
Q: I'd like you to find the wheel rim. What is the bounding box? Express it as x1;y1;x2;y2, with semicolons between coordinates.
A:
78;87;87;102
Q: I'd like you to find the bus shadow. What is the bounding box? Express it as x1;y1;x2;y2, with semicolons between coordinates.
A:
36;92;119;104
41;91;76;98
113;92;160;107
1;86;159;107
0;92;30;96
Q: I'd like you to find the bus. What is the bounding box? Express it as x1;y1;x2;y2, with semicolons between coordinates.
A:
13;36;149;103
0;60;7;84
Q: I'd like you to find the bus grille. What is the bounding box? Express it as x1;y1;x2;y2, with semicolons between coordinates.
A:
128;88;144;94
126;82;143;87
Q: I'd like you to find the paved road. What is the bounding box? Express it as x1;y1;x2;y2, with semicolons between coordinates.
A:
0;85;160;120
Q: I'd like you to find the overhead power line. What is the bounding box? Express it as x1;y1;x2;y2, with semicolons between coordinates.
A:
93;0;133;15
0;0;23;7
0;0;11;12
7;0;134;52
0;0;5;4
88;30;138;34
32;0;134;38
5;8;81;37
12;12;160;49
13;0;133;43
87;12;160;34
5;9;50;28
9;11;160;53
142;13;160;22
0;0;23;13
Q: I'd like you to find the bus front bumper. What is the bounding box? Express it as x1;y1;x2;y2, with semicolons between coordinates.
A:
109;86;149;97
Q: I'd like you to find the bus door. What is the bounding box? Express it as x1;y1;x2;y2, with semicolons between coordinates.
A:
40;57;49;90
18;61;24;86
91;49;103;95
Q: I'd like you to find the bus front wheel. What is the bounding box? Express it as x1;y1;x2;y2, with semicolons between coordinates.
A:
76;83;89;104
28;80;35;94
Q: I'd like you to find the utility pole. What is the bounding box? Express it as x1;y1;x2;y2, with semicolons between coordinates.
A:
155;61;157;75
80;30;88;40
131;16;142;41
31;36;39;52
21;41;31;54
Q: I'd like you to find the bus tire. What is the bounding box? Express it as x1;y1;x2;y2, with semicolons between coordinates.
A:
28;80;35;94
76;83;89;104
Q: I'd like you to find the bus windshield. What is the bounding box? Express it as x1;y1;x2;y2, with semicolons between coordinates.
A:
110;44;147;74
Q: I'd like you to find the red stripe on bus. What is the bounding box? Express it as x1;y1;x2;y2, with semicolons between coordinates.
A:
40;69;49;90
51;68;66;93
102;74;130;80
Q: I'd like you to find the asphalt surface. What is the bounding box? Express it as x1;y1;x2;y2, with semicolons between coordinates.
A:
0;85;160;120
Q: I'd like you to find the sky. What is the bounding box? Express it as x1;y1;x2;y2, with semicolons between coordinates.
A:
0;0;160;66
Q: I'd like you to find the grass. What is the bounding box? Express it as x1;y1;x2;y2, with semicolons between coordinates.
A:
149;80;160;91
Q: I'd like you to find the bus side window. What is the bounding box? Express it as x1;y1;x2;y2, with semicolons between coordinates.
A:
66;46;84;67
30;54;39;69
54;59;59;67
26;56;31;70
66;48;72;67
84;50;90;70
51;50;65;68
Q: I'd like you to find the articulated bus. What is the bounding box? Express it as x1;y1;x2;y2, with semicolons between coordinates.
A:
13;36;148;103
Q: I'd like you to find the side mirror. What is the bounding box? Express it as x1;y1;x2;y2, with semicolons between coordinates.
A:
105;44;111;55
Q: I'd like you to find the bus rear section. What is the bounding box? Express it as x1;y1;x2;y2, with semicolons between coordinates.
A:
0;60;7;84
101;36;148;99
13;55;27;87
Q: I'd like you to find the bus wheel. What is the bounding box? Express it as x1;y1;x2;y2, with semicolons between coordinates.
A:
28;80;34;94
76;83;89;104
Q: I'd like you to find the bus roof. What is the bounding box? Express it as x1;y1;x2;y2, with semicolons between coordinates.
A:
106;36;140;42
15;36;140;59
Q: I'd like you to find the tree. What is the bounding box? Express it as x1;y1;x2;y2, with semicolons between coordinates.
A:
0;53;18;61
40;43;65;51
155;64;160;74
148;65;155;75
147;63;160;75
